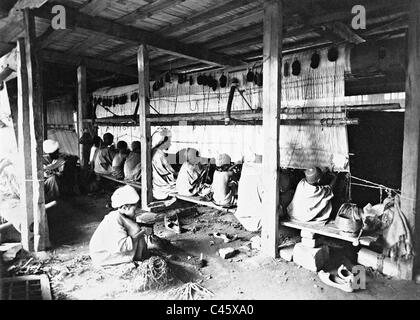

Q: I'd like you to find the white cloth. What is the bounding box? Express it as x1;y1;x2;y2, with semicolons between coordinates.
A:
89;210;146;266
287;179;334;223
234;162;264;232
152;149;176;200
176;161;204;196
89;146;98;164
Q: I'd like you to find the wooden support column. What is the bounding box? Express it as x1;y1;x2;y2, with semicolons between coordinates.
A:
400;0;420;280
40;60;47;141
138;44;152;209
16;38;33;251
77;64;89;169
261;0;282;258
22;9;49;251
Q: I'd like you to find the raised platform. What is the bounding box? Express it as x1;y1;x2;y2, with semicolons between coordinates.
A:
97;173;141;189
280;219;379;247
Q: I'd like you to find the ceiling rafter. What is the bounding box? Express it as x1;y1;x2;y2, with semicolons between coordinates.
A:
116;0;186;24
158;0;259;36
33;2;245;67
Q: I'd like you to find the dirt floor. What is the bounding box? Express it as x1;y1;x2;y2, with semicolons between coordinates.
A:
2;189;420;300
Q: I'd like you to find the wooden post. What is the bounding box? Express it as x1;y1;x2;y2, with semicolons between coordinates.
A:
261;0;282;258
138;44;153;209
77;64;89;169
400;0;420;280
40;60;47;141
16;38;34;252
23;9;49;251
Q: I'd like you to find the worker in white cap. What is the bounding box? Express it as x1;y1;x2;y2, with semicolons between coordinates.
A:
287;166;337;223
43;139;67;202
211;153;239;208
151;128;177;200
89;185;153;267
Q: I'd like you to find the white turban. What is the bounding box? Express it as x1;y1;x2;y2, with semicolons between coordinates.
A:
43;139;59;154
151;128;172;149
216;153;231;167
111;185;140;208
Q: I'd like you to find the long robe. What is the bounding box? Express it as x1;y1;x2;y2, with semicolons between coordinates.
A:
124;151;141;181
151;148;176;200
287;178;334;223
234;162;264;231
176;161;205;196
89;210;147;267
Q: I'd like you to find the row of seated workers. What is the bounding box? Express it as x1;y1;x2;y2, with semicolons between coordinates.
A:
43;127;342;218
42;127;344;267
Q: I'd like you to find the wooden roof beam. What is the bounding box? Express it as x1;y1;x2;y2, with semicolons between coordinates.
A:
212;36;262;53
36;26;72;49
306;0;408;26
329;22;365;44
150;54;178;67
152;58;198;73
297;2;365;44
205;23;263;48
33;2;244;67
181;10;263;44
238;38;332;61
116;0;186;24
66;33;109;56
78;0;113;16
159;0;259;36
98;42;137;62
313;25;346;44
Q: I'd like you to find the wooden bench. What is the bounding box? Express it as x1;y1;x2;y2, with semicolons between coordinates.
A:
97;173;142;190
173;193;236;213
96;175;235;213
280;219;379;247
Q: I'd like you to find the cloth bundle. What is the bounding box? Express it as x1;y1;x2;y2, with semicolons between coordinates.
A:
381;195;413;261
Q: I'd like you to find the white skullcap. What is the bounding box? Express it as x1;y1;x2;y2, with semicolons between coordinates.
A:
216;153;231;167
43;139;59;154
111;185;140;208
151;128;172;149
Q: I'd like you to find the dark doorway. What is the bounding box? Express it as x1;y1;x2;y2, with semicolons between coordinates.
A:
347;111;404;207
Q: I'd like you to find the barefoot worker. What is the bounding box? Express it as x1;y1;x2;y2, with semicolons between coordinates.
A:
89;185;153;266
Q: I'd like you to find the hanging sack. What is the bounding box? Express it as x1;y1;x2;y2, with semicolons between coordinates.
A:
219;73;227;88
